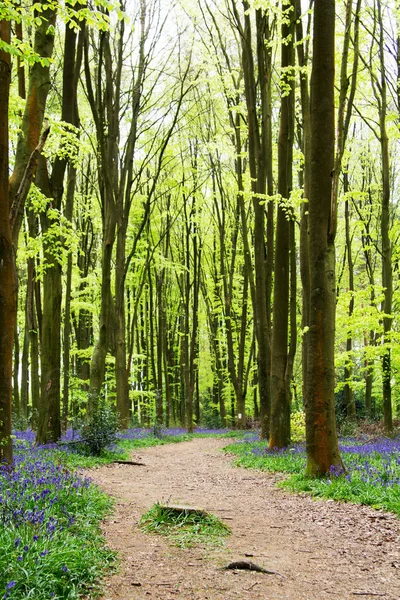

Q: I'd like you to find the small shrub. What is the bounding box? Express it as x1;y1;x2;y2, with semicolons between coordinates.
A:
79;403;118;456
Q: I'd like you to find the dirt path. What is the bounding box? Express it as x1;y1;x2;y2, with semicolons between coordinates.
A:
86;437;400;600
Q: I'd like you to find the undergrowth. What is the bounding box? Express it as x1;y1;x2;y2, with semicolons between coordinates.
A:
0;446;115;599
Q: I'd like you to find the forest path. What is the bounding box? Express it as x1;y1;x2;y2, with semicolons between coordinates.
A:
87;437;400;600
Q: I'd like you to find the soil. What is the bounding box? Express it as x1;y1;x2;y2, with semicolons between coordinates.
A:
86;437;400;600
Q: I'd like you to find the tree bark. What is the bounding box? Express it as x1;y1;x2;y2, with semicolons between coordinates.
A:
36;14;82;443
269;0;295;449
0;18;15;463
305;0;343;476
9;1;57;244
295;0;312;408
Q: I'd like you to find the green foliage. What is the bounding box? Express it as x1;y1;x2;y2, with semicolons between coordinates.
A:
140;503;231;548
78;402;118;456
201;392;224;430
290;411;305;442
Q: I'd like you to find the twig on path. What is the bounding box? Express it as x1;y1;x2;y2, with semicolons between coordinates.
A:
247;582;261;591
351;593;387;597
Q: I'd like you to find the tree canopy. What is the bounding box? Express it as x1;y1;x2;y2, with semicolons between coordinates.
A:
1;0;400;474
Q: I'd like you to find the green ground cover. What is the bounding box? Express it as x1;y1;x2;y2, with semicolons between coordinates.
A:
224;435;400;515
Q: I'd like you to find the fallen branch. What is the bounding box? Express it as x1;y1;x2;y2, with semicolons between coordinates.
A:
112;460;145;466
351;593;386;597
222;560;283;576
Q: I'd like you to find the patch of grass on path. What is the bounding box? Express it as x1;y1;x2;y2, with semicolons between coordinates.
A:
224;436;400;516
140;502;231;548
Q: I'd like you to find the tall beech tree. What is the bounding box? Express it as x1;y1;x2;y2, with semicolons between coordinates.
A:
295;0;312;408
305;0;343;475
374;0;393;432
0;1;56;460
36;11;84;444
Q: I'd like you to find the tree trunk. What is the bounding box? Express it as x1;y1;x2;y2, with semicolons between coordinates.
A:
305;0;343;476
27;214;41;418
20;306;29;422
295;0;311;408
0;18;15;463
62;166;77;429
343;190;356;420
115;218;130;428
9;2;57;244
13;322;21;420
36;157;62;445
233;1;273;437
269;0;295;449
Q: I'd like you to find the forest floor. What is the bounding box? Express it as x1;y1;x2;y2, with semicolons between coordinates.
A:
86;437;400;600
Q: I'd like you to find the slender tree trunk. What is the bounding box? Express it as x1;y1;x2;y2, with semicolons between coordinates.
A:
269;0;295;449
36;157;62;444
285;220;297;408
0;18;15;463
377;10;393;431
115;219;130;427
305;0;343;476
296;0;311;407
26;216;41;418
13;322;21;420
20;308;29;422
343;186;356;420
62;165;77;429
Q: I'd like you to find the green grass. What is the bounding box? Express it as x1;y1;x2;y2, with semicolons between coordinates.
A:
140;503;231;548
283;471;400;513
224;440;305;473
224;437;400;516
